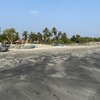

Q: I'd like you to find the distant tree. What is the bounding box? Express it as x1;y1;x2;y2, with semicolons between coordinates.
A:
71;34;81;43
51;27;57;39
97;38;100;42
58;31;62;39
43;27;50;43
2;27;100;45
76;35;81;43
60;32;68;43
0;34;2;42
0;33;6;42
14;32;20;42
3;28;17;44
22;31;28;40
34;34;39;43
37;32;43;43
29;32;35;43
71;35;76;42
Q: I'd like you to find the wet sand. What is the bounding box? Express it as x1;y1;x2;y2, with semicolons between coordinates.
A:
0;46;100;100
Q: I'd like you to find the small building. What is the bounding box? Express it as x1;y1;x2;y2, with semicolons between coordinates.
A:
24;40;30;44
15;40;21;44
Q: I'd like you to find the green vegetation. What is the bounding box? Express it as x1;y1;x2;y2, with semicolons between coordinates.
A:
1;28;19;44
0;27;100;44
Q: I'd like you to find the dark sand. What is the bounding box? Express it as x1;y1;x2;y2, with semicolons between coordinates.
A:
0;47;100;100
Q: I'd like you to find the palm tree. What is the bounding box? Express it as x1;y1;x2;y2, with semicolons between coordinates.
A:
14;32;20;42
51;27;58;43
30;32;40;43
29;32;35;43
37;32;43;43
71;35;76;42
71;34;81;43
22;31;28;40
43;27;50;43
61;32;68;43
58;31;62;39
75;35;81;43
51;27;57;38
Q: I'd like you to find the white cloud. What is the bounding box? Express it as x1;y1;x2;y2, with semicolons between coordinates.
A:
29;10;38;15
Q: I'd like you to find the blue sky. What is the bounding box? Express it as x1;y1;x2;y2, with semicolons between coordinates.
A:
0;0;100;37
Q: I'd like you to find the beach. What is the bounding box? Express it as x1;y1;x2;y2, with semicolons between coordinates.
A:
0;45;100;100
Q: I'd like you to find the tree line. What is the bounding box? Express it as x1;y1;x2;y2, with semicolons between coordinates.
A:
0;27;100;44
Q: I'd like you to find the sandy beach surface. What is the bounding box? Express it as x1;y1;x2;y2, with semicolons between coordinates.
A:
0;45;100;100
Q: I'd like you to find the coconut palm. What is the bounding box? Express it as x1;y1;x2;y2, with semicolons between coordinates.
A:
51;27;57;38
58;31;62;39
29;32;36;43
61;32;68;43
43;27;50;43
37;32;43;43
22;31;28;40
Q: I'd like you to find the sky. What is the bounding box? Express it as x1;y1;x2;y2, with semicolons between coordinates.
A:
0;0;100;37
